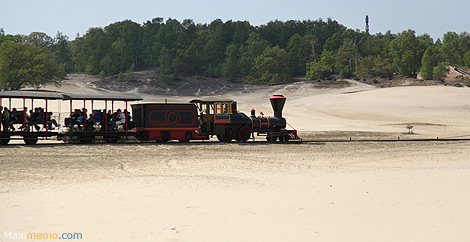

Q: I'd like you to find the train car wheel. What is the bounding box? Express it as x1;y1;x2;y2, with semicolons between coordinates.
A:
105;136;119;143
222;127;234;142
217;135;225;142
109;137;119;143
0;136;10;145
183;132;192;142
237;126;251;142
24;135;38;145
79;136;94;144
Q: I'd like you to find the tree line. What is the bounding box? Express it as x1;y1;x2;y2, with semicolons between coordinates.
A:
1;18;470;90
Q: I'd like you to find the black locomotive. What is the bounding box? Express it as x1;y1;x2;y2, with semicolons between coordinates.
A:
190;95;299;142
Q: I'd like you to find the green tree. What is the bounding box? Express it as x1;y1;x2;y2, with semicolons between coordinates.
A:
52;32;73;72
0;41;62;90
158;47;177;83
239;33;269;76
222;44;240;81
306;50;335;80
389;30;431;76
464;51;470;67
441;32;461;65
247;46;290;85
354;55;393;78
287;34;312;76
420;46;439;80
24;32;54;48
433;62;449;81
335;38;356;72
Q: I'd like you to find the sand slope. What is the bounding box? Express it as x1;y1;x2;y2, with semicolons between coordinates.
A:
1;142;470;242
1;77;470;242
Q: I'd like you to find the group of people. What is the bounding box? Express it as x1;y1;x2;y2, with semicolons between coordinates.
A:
1;106;59;132
66;108;131;131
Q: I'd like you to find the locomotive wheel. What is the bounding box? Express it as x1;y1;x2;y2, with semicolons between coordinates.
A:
279;135;289;143
266;136;277;143
222;127;234;142
283;135;290;143
216;135;225;142
237;126;251;142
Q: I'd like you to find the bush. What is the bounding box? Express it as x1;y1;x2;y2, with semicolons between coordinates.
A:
99;71;105;81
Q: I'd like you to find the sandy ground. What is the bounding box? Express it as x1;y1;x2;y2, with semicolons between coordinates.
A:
1;141;470;242
1;76;470;241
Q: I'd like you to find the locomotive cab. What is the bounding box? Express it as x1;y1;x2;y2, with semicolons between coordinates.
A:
190;99;252;142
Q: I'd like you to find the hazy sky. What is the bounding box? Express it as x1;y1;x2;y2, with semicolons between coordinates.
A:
2;0;469;40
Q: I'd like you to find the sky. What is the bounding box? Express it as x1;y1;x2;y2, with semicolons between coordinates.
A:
1;0;469;40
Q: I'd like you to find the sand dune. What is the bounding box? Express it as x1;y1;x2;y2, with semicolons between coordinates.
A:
1;77;470;242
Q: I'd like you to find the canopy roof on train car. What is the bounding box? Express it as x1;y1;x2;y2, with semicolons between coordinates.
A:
0;90;143;101
0;90;65;100
190;99;235;104
61;93;143;101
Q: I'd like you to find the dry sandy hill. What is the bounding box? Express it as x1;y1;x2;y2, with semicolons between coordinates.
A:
1;73;470;242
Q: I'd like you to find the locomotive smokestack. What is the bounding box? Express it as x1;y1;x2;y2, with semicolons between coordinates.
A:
270;95;286;119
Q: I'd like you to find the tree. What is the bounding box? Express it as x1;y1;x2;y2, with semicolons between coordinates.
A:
464;51;470;67
389;30;431;76
306;50;335;80
239;33;269;76
433;62;449;81
335;38;356;72
158;47;177;83
441;32;461;65
52;32;73;73
287;34;312;76
222;44;240;81
420;46;439;80
0;41;62;90
247;46;290;85
24;32;54;48
354;55;393;78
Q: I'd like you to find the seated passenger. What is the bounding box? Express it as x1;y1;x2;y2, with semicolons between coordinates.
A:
47;112;59;129
18;108;32;131
108;109;125;131
93;110;101;125
8;108;20;131
31;107;46;131
2;107;10;132
73;110;84;127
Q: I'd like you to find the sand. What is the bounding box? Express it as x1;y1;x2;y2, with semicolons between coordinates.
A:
1;77;470;241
